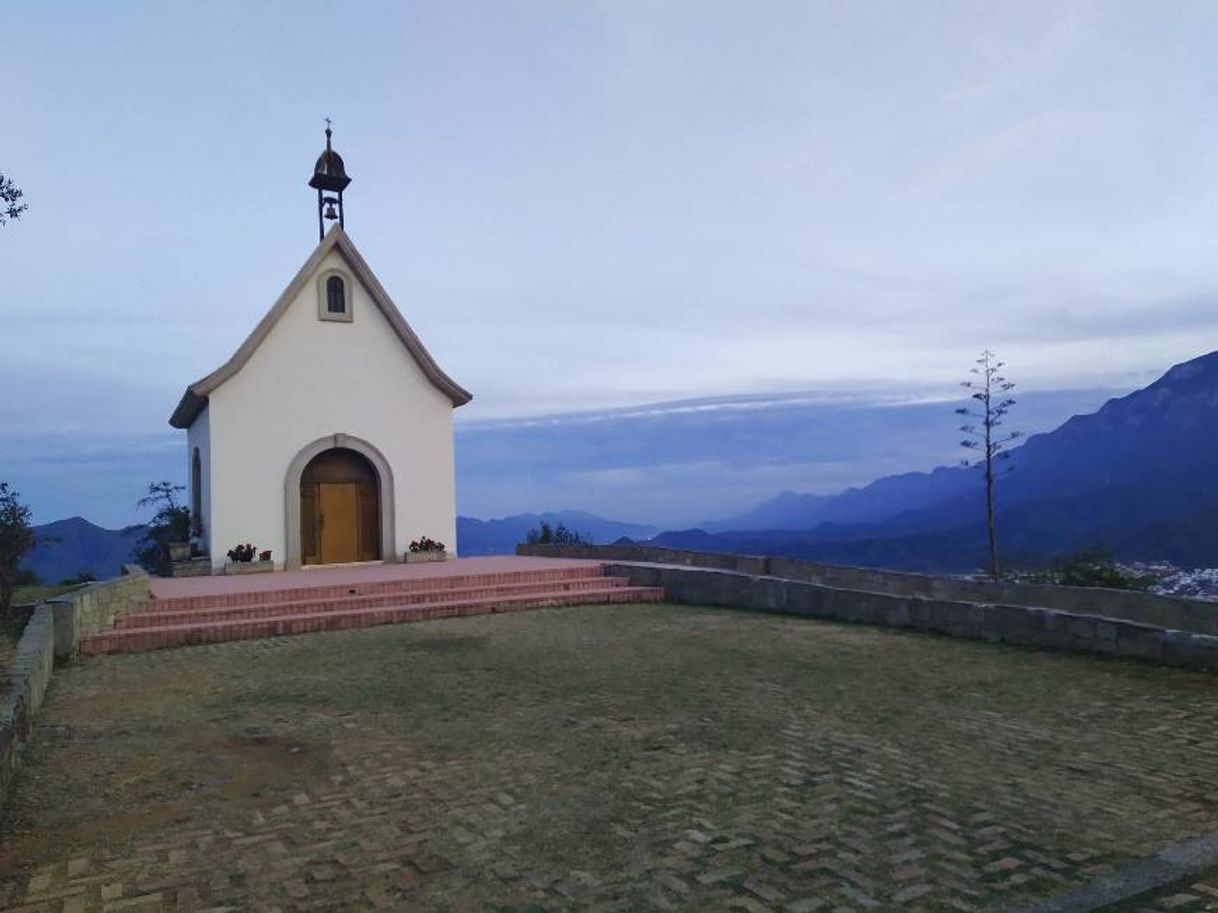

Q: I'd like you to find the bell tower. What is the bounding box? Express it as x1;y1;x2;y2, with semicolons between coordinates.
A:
308;119;352;241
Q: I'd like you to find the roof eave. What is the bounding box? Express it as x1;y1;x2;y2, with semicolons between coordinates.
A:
169;389;207;429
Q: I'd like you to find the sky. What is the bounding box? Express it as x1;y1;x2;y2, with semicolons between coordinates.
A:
2;1;1216;528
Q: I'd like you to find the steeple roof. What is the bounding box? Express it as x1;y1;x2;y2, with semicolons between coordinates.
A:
169;225;471;429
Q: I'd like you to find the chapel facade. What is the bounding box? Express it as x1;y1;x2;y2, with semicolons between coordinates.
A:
169;128;471;571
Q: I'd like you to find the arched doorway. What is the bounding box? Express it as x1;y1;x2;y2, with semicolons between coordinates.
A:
299;448;381;565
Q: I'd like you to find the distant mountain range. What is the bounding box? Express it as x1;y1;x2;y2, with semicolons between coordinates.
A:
22;511;657;582
456;512;657;556
654;351;1218;571
24;517;147;584
23;351;1218;580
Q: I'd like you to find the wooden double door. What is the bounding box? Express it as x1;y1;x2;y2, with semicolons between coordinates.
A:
300;448;381;565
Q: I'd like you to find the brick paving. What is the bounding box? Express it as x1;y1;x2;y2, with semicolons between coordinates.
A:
3;604;1218;912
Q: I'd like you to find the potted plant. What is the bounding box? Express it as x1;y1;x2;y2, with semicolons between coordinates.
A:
225;542;273;575
405;536;447;563
135;482;193;573
167;505;193;562
189;515;205;558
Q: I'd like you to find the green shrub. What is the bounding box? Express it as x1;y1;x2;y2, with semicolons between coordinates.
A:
134;481;191;576
1053;548;1151;591
525;522;591;546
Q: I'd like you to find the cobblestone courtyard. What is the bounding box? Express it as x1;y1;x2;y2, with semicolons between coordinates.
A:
3;603;1218;912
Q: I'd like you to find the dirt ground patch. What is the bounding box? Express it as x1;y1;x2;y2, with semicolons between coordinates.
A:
2;604;1218;912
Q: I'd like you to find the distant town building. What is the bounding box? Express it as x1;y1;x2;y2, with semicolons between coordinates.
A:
169;127;471;571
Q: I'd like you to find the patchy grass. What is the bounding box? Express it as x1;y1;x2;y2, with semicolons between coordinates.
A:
1;584;83;670
11;583;83;607
3;604;1218;911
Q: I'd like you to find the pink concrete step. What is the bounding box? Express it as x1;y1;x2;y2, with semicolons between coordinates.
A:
147;565;605;613
117;575;632;629
81;586;666;655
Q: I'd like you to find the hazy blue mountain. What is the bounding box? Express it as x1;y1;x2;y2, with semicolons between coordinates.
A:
703;466;979;532
457;511;658;556
661;351;1218;570
701;491;832;532
24;517;146;584
456;387;1117;531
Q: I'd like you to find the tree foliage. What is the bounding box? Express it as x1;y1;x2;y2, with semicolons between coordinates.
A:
0;173;27;226
526;521;591;546
1053;548;1152;591
956;350;1022;581
134;482;190;576
0;483;37;617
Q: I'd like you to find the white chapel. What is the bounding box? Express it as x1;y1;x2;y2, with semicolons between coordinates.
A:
170;127;471;571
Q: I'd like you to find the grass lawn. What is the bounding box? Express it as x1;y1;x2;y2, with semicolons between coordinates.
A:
10;584;84;607
2;603;1217;912
0;584;84;673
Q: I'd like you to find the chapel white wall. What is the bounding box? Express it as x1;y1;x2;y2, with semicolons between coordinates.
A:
205;249;458;570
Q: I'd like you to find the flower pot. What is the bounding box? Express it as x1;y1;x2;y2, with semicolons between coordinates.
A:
225;560;275;575
405;550;447;563
168;541;191;562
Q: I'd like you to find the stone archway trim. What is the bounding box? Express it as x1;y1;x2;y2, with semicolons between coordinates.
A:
285;433;397;569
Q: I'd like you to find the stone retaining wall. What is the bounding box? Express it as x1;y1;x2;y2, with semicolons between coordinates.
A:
45;564;150;660
0;566;151;811
601;562;1218;672
0;605;56;810
518;543;1218;635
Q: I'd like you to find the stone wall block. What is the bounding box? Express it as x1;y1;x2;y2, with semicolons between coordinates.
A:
0;605;56;812
783;581;822;617
985;604;1037;645
1163;631;1218;670
749;577;786;613
607;563;659;588
769;558;818;585
517;543;1218;636
907;597;934;628
1040;612;1079;650
883;599;912;629
524;544;1218;671
1116;626;1165;662
41;568;150;661
736;557;770;576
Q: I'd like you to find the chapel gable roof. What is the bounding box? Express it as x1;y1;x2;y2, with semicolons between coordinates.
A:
169;226;472;428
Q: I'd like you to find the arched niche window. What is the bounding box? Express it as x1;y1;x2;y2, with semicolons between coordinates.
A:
317;269;353;322
190;447;202;537
327;275;345;313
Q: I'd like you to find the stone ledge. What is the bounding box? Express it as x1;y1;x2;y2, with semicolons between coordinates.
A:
45;565;151;660
602;562;1218;673
1008;828;1218;913
519;543;1218;635
0;605;56;812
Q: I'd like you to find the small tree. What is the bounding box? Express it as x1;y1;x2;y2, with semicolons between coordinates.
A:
0;483;37;616
525;521;591;546
956;350;1022;580
0;173;27;226
134;482;190;576
526;521;553;545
